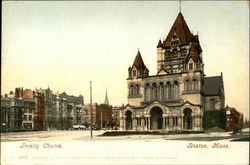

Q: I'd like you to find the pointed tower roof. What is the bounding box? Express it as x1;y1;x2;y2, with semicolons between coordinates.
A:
163;12;194;47
104;89;109;105
157;39;163;48
132;50;146;70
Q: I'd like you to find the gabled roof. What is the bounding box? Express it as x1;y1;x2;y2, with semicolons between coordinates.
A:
204;76;223;96
187;42;202;62
157;66;168;75
163;12;195;47
132;50;146;70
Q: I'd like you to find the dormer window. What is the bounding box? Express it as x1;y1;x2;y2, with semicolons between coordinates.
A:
133;70;136;77
189;63;193;70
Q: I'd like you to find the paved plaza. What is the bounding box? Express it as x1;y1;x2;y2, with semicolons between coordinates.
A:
1;128;249;142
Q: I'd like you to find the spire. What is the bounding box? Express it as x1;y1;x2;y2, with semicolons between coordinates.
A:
163;12;194;47
104;89;109;105
157;39;162;48
132;50;146;70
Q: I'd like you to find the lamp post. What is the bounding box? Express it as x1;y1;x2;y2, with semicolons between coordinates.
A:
90;81;93;139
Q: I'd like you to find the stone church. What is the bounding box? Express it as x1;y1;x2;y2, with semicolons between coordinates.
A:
118;12;225;131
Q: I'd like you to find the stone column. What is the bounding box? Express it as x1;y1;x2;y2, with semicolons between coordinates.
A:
178;116;182;130
142;118;145;131
124;117;126;130
148;117;151;130
169;116;173;131
120;117;124;130
162;117;165;130
192;116;195;130
200;116;203;130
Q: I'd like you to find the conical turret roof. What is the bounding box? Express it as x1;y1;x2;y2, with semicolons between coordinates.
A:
132;50;146;70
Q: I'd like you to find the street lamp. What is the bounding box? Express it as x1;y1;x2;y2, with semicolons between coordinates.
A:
90;81;93;139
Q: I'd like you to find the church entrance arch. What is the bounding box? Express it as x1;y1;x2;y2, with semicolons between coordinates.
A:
150;107;163;130
183;108;192;129
125;111;132;130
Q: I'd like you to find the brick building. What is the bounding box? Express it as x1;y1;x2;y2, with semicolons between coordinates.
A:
1;91;35;132
84;91;112;129
15;87;45;131
225;106;243;131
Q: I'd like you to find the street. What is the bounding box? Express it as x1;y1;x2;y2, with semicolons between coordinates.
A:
1;128;249;142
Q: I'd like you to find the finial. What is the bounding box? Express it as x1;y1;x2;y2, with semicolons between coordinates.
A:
179;0;182;13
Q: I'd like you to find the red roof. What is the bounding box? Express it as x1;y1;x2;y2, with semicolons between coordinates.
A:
132;51;146;70
163;12;195;47
187;42;202;62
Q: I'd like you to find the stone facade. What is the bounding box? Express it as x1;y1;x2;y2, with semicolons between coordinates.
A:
1;88;84;132
0;92;35;132
56;92;84;130
118;12;225;132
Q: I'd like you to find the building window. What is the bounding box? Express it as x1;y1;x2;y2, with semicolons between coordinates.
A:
185;80;190;91
29;115;32;121
29;109;32;113
210;99;215;110
193;79;198;90
133;70;136;77
135;84;139;95
129;85;134;95
24;115;27;121
189;63;193;70
129;71;132;78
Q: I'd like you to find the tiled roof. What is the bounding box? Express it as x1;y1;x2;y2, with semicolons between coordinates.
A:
163;12;195;47
187;42;201;62
132;50;146;70
204;76;223;96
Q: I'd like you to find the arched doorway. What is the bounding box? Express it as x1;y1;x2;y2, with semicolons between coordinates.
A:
125;111;132;130
150;107;163;130
183;108;192;129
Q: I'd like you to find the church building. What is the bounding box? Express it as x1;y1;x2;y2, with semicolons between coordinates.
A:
118;12;225;131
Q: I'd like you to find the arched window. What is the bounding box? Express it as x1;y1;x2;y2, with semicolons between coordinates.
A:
129;85;134;95
145;84;150;101
193;79;198;90
136;84;139;95
173;81;179;99
210;99;215;110
189;63;193;70
152;83;157;100
166;82;171;100
159;82;164;101
133;70;136;77
185;80;190;91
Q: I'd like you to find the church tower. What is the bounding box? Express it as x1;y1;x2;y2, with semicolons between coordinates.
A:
157;12;203;75
128;50;149;79
104;89;109;105
127;50;149;106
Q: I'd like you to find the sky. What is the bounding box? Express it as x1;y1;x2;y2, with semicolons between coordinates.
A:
2;1;249;119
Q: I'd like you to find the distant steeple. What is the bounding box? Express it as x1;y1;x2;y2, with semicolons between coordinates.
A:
104;89;109;105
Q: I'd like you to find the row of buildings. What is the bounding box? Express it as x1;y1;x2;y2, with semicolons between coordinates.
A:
1;87;114;132
1;12;246;133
